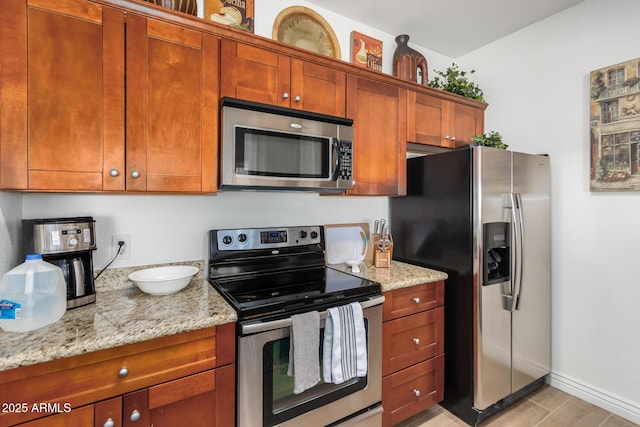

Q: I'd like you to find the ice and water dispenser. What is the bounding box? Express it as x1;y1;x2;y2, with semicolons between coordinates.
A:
483;222;510;285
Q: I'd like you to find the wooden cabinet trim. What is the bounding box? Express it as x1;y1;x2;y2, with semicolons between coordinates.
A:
382;307;444;376
383;281;445;321
0;326;225;425
382;354;445;427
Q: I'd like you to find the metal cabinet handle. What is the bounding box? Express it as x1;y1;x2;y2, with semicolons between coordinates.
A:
103;418;115;427
118;367;129;378
130;410;141;422
413;388;421;397
109;169;119;177
444;135;451;140
282;92;289;99
413;297;421;304
294;95;301;102
450;136;456;141
412;337;420;345
130;170;140;179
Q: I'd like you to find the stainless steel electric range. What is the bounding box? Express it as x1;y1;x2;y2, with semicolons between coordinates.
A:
208;225;384;427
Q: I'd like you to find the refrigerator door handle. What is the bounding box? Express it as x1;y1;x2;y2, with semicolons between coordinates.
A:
508;193;525;312
514;193;525;310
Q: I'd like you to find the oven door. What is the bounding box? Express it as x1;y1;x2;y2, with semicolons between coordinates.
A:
237;297;383;427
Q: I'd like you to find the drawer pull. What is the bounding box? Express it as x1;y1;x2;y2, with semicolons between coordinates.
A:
412;337;420;345
294;95;301;102
282;92;289;99
413;297;421;304
130;409;141;422
109;169;119;177
103;418;115;427
413;388;421;397
131;170;140;179
118;367;129;378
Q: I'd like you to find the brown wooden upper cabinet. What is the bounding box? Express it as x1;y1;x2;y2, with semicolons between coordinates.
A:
220;39;346;117
126;15;219;193
346;75;407;196
0;0;219;192
407;91;484;148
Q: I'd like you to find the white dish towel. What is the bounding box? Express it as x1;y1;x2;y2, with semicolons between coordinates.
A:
287;310;321;394
322;302;367;384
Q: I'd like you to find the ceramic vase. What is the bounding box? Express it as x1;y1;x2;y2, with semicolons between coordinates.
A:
146;0;198;16
392;34;428;85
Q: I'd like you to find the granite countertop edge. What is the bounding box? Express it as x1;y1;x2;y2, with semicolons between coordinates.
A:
1;259;446;372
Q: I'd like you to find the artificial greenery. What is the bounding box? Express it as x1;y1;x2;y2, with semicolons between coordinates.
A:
429;63;485;101
472;131;508;149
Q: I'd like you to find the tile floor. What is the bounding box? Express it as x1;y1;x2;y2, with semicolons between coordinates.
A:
396;385;639;427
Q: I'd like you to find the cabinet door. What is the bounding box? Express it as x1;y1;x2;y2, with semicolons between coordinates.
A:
346;75;406;196
449;101;484;147
407;91;446;147
290;59;346;116
220;39;288;107
0;0;125;191
126;15;219;193
94;397;122;427
18;405;94;427
121;365;235;427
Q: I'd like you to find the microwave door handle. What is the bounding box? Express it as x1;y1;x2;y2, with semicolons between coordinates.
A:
331;138;340;181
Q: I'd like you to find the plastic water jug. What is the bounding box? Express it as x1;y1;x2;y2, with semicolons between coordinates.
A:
0;254;67;332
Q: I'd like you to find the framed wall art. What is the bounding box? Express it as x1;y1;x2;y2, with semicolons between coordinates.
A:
350;31;382;72
590;57;640;191
205;0;254;32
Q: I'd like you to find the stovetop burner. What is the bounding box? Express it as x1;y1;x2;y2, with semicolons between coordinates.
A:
208;226;381;322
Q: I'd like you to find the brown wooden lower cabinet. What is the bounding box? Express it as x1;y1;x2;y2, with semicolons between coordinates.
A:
382;281;445;427
3;324;235;427
382;355;444;426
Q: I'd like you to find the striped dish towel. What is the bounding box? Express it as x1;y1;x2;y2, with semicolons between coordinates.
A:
322;302;367;384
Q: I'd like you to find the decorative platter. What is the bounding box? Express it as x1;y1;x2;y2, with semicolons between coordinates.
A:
272;6;341;59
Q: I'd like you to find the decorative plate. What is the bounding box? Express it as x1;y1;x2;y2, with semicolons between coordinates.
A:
272;6;341;59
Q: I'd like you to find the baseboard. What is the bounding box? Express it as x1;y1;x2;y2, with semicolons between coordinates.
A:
547;372;640;424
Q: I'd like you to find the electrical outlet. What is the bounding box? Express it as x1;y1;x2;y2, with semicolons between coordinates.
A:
112;234;131;260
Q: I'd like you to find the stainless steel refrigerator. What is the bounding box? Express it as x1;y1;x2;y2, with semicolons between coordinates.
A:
390;146;551;426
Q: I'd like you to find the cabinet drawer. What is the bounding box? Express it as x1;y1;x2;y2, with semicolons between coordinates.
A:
1;326;233;426
383;307;444;375
382;354;444;427
383;281;444;321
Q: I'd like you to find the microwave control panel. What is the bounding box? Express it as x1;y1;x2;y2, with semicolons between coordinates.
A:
339;141;353;181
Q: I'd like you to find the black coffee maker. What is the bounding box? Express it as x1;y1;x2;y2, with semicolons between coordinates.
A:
22;217;97;309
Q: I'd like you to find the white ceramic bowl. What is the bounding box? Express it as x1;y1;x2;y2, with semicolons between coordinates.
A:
128;265;199;296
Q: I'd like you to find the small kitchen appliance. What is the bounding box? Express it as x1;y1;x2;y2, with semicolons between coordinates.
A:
208;225;384;427
220;97;355;193
390;146;551;425
22;217;97;309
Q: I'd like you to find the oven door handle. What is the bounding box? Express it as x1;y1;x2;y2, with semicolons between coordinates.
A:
241;295;385;335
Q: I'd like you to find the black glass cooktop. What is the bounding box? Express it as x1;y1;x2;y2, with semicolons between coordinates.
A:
209;266;380;321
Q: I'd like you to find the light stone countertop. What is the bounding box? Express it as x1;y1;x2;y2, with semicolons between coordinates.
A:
328;260;448;291
0;261;236;372
1;260;446;372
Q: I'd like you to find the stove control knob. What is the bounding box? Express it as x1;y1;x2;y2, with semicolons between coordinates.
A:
310;231;318;239
238;233;247;243
299;230;307;239
222;235;233;245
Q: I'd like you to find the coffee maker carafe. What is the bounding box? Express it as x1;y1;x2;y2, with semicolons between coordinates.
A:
22;217;97;309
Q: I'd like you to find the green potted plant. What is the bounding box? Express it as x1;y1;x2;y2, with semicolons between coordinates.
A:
428;63;485;101
472;131;508;149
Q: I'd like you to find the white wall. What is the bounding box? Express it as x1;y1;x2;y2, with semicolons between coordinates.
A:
0;193;22;274
22;192;387;270
459;0;640;422
253;0;453;77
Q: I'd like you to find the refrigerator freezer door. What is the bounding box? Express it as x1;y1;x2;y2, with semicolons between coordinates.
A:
511;153;551;393
474;147;512;410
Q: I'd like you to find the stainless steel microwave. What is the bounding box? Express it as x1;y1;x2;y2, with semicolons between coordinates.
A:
220;98;354;193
